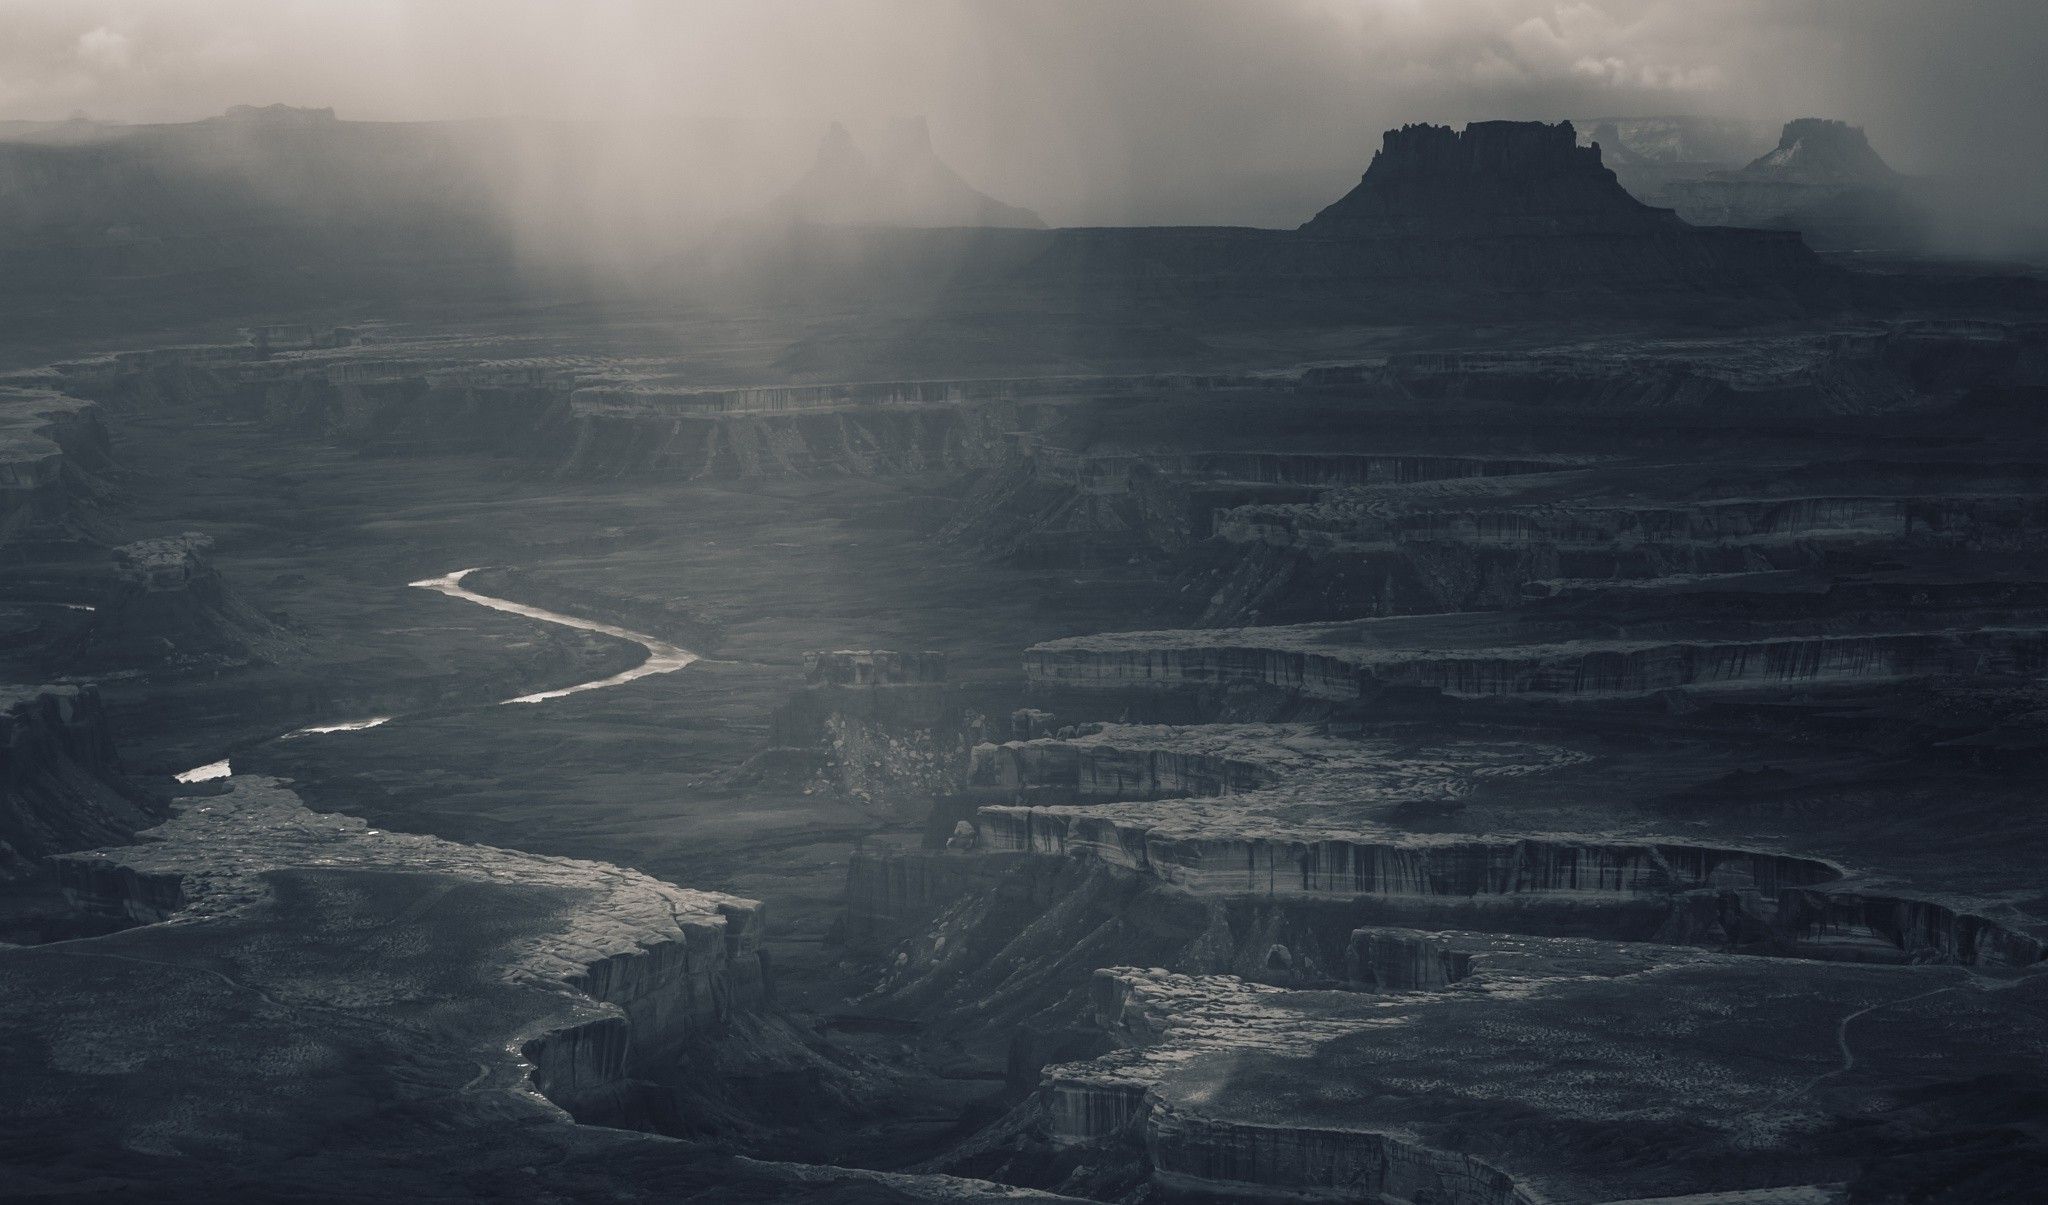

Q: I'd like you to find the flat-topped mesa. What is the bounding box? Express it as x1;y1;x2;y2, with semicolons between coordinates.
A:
110;532;216;591
1303;120;1683;237
75;531;300;670
1745;118;1899;184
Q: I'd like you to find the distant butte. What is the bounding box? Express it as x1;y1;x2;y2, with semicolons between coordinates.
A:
1742;117;1901;184
766;116;1045;230
1302;119;1681;236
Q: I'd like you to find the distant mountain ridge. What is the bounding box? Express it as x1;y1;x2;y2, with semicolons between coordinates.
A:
1650;118;1926;252
766;117;1043;230
1570;116;1779;168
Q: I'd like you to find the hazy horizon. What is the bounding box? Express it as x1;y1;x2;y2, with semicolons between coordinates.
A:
0;2;2040;228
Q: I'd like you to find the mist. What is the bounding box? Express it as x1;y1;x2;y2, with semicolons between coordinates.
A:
9;4;2048;1202
1;0;2044;251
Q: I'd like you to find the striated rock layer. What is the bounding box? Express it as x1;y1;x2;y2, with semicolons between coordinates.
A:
1026;619;2048;705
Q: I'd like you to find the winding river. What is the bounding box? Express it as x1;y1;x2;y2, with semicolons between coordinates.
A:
174;567;698;783
408;568;700;704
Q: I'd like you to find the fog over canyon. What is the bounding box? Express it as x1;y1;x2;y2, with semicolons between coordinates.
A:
3;4;2047;1204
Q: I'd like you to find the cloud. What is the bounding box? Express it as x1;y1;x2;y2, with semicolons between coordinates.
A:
0;0;2038;232
74;25;130;71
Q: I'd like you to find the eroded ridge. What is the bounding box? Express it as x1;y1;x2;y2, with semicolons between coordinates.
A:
50;777;765;1106
7;775;1100;1200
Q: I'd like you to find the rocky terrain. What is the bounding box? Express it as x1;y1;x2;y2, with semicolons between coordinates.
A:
817;311;2048;1198
5;761;1088;1201
0;684;159;896
1;112;2045;1203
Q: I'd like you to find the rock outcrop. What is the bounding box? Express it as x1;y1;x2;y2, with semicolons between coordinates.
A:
752;649;986;817
1303;119;1681;237
0;387;113;550
69;532;299;671
0;684;157;882
50;776;770;1122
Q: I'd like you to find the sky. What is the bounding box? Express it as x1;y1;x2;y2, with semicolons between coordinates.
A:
0;0;2042;229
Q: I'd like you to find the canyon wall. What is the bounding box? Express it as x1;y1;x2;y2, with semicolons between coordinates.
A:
1025;627;2048;704
0;388;113;551
0;684;159;882
49;779;774;1127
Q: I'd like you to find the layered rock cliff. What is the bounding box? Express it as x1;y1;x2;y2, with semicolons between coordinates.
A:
0;387;113;551
0;684;158;883
50;777;771;1119
1025;620;2048;705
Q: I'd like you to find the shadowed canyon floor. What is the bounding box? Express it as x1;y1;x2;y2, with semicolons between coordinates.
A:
6;155;2048;1201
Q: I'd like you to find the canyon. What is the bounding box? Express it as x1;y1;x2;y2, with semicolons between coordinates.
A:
1;116;2045;1204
